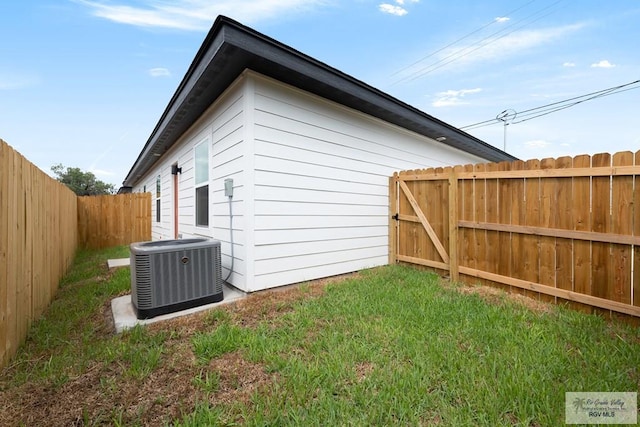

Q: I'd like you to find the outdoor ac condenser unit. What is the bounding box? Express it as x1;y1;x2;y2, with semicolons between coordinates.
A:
130;238;223;319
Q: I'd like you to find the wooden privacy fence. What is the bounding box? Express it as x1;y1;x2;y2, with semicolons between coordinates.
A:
1;139;78;369
389;151;640;319
78;193;151;249
1;139;152;368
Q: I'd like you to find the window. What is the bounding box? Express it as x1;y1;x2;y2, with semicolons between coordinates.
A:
195;141;209;227
155;175;161;223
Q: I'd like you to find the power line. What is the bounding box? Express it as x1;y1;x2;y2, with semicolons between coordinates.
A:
459;79;640;131
392;0;565;85
511;85;640;124
401;1;565;84
390;0;539;77
462;80;640;129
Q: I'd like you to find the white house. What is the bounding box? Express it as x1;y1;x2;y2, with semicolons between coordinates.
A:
121;16;514;293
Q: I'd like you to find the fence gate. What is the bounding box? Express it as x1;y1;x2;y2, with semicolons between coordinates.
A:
389;157;640;321
389;170;458;280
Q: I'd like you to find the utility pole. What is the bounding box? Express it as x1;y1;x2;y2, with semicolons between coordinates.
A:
496;109;516;152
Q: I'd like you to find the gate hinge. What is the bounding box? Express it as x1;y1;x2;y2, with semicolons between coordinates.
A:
392;213;399;221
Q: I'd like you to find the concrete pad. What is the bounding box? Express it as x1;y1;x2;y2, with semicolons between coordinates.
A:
110;283;246;333
107;258;130;269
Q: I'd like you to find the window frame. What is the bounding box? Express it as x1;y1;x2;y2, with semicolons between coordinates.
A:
194;140;210;227
155;175;161;223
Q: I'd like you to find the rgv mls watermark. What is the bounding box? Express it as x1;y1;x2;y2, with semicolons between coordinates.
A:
566;392;637;424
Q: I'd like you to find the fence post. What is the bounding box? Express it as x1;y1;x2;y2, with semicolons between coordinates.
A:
389;174;398;264
448;170;459;281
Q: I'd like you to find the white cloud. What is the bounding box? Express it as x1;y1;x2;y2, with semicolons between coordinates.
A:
380;0;418;15
563;62;576;67
149;67;171;77
74;0;327;30
379;4;408;16
419;23;586;74
432;88;482;107
524;139;551;148
90;168;116;177
591;59;615;68
495;17;509;23
483;24;584;59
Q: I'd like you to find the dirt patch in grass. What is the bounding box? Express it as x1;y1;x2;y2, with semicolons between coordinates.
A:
226;272;358;328
0;273;355;426
354;361;375;383
452;282;553;314
0;326;203;427
207;350;278;405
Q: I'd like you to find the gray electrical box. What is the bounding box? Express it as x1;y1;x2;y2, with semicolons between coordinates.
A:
224;178;233;197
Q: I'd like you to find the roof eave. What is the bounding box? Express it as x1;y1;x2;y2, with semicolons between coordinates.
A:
123;16;515;187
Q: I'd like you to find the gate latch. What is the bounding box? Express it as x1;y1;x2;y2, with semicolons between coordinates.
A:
392;213;399;221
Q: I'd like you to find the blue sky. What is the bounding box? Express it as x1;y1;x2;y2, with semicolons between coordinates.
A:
1;1;639;187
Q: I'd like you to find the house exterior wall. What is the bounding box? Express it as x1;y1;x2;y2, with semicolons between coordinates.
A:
247;72;484;291
132;79;248;289
132;70;486;294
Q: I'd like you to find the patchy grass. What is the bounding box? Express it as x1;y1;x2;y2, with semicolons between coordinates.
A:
1;247;639;426
2;246;131;387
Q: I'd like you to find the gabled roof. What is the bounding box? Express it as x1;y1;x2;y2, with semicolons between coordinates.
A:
122;15;515;187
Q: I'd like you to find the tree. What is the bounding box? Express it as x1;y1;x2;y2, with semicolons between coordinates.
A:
51;164;116;196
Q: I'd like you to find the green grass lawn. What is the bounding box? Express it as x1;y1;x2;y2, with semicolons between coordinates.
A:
1;246;638;426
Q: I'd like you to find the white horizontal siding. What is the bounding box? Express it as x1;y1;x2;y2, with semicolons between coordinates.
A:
255;185;388;206
255;115;422;175
253;257;387;291
254;200;388;216
132;79;248;289
254;155;384;186
255;169;384;196
254;215;383;230
255;246;387;276
249;72;483;290
176;146;196;229
210;91;246;288
254;78;480;168
254;225;388;246
133;70;490;294
255;135;392;178
254;235;387;260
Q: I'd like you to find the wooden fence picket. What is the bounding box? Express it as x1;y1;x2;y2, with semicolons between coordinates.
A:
497;161;512;281
522;159;541;300
591;153;611;317
611;152;633;304
461;164;476;280
539;157;556;303
555;156;573;300
572;154;592;313
509;160;525;296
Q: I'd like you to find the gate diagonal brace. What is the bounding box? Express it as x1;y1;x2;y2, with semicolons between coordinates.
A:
398;180;450;264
